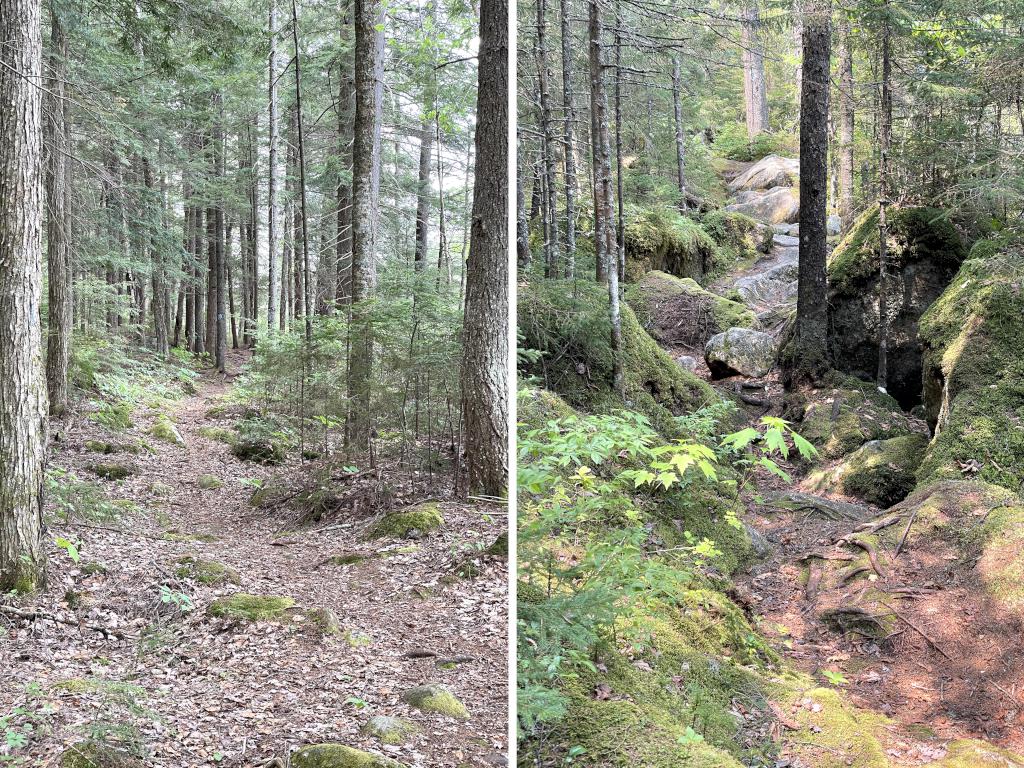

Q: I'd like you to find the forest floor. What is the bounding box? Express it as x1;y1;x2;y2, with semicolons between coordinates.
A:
672;162;1024;766
0;350;508;768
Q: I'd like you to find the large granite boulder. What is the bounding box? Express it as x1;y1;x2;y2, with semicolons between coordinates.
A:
827;205;967;409
727;154;799;192
705;327;777;378
725;186;800;225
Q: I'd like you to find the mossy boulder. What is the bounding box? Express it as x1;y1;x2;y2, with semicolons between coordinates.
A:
231;437;286;465
699;210;760;266
626;271;757;349
362;715;420;745
827;205;967;409
704;327;777;379
207;593;295;621
917;249;1024;492
807;434;929;508
305;607;342;636
59;742;143;768
369;502;443;539
519;279;717;437
84;440;116;454
400;683;468;719
174;556;238;585
197;474;223;490
785;374;923;461
623;204;725;283
485;531;508;556
87;462;134;481
149;415;185;445
291;744;406;768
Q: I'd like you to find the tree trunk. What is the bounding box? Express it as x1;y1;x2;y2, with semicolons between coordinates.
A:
291;0;313;342
672;56;688;209
45;9;72;415
791;0;831;386
877;2;892;390
461;0;508;497
742;3;769;139
350;0;385;450
516;127;532;270
535;0;560;277
413;1;437;275
589;0;622;395
214;98;227;373
0;0;47;592
267;0;280;331
613;0;624;284
336;9;354;305
560;0;577;278
838;16;855;230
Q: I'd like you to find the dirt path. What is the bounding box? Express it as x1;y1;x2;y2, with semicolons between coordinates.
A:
1;351;508;768
677;168;1024;765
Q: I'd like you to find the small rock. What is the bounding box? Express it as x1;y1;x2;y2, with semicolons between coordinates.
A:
674;354;698;372
362;715;420;745
400;683;469;719
291;744;406;768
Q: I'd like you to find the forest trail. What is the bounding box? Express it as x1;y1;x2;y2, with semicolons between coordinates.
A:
672;163;1024;766
1;351;507;768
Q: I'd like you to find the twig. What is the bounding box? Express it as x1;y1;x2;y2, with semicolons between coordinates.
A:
894;508;918;557
0;604;135;640
881;602;955;662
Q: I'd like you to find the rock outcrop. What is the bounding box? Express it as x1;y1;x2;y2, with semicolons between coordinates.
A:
704;328;777;378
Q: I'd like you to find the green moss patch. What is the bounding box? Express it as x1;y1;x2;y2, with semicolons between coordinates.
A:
808;434;929;508
787;375;921;461
623;204;726;283
291;744;406;768
362;715;420;745
160;530;217;543
519;279;717;437
369;502;443;539
207;593;295;621
828;205;966;296
149;415;184;445
326;552;368;566
197;426;237;445
87;463;134;481
626;271;757;348
59;742;143;768
400;683;468;719
197;474;223;490
173;556;238;586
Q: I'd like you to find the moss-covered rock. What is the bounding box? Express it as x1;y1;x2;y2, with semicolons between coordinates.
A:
197;474;223;490
623;204;726;283
231;437;286;465
486;531;508;556
807;434;929;508
400;683;469;719
305;607;342;636
626;271;757;349
149;415;184;445
84;439;116;454
917;249;1024;492
174;556;238;585
325;552;368;566
368;502;443;539
519;279;717;437
785;375;923;461
361;715;420;745
699;210;760;266
59;743;143;768
827;205;967;409
160;530;217;543
291;744;406;768
207;593;295;621
150;481;174;497
87;462;134;481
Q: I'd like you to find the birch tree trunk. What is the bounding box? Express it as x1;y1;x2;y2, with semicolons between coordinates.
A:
0;0;48;592
672;56;688;210
461;0;508;496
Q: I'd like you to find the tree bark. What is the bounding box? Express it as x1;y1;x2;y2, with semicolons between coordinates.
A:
462;0;508;496
838;16;855;230
877;2;892;390
45;9;72;415
672;57;688;210
291;0;313;342
589;0;622;395
559;0;577;278
413;0;437;274
791;0;831;386
0;0;47;592
350;0;385;450
336;7;354;305
741;3;769;139
267;0;280;331
516;126;532;270
535;0;560;277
